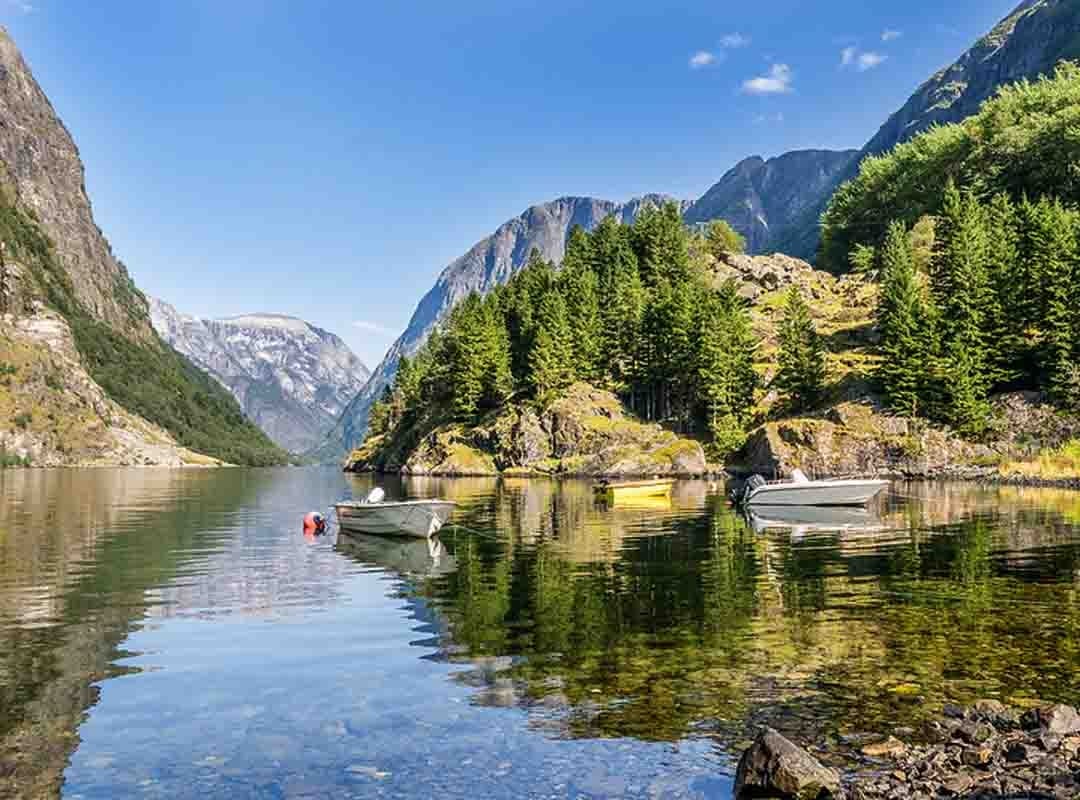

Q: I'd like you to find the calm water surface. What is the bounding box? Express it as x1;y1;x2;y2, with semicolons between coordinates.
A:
2;469;1080;799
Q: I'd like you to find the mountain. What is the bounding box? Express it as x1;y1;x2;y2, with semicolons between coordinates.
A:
0;27;286;466
149;299;369;453
318;194;681;458
682;150;858;254
773;0;1080;260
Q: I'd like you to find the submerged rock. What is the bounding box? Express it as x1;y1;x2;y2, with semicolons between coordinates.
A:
734;727;840;799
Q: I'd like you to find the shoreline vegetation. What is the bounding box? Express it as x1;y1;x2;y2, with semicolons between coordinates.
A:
347;66;1080;485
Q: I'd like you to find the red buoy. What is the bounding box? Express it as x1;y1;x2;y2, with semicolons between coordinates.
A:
303;511;326;535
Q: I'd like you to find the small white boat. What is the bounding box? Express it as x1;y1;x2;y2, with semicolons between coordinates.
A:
335;488;456;539
739;469;889;507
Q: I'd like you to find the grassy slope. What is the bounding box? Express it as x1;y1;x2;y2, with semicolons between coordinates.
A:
0;201;288;466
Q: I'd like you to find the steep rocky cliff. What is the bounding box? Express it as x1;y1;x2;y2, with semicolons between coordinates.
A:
683;150;858;254
149;299;369;453
0;28;285;466
0;29;149;338
320;194;682;458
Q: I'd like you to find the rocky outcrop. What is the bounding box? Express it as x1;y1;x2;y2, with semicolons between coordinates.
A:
0;28;151;339
324;195;684;457
738;394;1080;481
346;383;708;477
149;299;369;453
0;309;219;466
683;150;858;255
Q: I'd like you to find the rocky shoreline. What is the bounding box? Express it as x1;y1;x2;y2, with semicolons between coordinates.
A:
735;701;1080;799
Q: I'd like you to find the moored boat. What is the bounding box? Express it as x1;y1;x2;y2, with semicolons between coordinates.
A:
736;469;889;507
334;488;456;538
594;478;676;502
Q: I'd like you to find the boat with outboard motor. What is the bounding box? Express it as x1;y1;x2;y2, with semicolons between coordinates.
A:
734;469;889;507
334;488;456;539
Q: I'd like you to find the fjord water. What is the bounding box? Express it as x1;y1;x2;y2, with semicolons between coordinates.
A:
2;472;1080;799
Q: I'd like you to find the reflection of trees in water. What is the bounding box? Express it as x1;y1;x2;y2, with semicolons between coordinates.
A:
418;480;1080;745
0;468;268;799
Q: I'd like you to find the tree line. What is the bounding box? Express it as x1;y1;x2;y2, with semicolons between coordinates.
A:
368;206;768;455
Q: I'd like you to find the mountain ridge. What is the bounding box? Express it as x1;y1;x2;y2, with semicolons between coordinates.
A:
149;298;369;454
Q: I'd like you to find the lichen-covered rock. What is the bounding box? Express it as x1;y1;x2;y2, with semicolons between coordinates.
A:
345;382;708;477
400;426;497;476
737;393;1080;482
734;728;840;799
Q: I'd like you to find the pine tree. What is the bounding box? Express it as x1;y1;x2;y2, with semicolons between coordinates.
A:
933;184;992;433
705;219;746;260
697;280;758;455
631;202;690;285
1032;199;1080;403
983;194;1025;385
444;294;487;421
528;287;576;405
601;257;645;392
559;253;603;382
877;221;926;416
776;286;826;410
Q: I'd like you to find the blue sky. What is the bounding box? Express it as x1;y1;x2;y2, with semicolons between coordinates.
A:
2;0;1023;367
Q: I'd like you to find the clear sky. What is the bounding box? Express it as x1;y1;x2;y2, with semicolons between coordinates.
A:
2;0;1023;367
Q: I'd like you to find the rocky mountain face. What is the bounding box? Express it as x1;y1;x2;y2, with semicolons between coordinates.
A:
320;194;681;458
773;0;1080;259
0;28;150;339
683;150;858;254
149;299;369;453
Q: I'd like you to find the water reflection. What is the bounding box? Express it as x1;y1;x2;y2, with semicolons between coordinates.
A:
3;471;1080;798
398;479;1080;747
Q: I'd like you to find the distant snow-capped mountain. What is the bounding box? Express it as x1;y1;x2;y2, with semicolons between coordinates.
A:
149;299;369;454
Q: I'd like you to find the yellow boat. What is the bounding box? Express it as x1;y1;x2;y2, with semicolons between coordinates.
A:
593;478;676;502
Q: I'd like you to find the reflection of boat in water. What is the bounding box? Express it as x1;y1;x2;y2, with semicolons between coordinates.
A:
747;504;884;535
602;493;673;511
593;479;675;503
335;488;456;538
335;531;457;578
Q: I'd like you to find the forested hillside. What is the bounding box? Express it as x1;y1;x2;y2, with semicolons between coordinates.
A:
359;207;783;474
822;65;1080;432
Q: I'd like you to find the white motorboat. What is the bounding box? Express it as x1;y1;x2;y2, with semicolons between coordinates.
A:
738;469;889;507
335;488;456;538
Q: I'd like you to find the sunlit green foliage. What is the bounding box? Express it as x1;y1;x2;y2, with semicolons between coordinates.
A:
705;219;746;260
820;62;1080;272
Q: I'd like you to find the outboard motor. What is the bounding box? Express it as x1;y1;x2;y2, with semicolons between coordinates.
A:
733;474;767;506
364;487;386;505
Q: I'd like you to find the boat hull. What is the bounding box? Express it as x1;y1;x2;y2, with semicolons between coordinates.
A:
594;479;675;501
746;479;888;507
334;500;456;538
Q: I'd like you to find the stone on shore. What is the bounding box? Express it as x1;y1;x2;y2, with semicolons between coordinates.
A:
734;727;840;799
